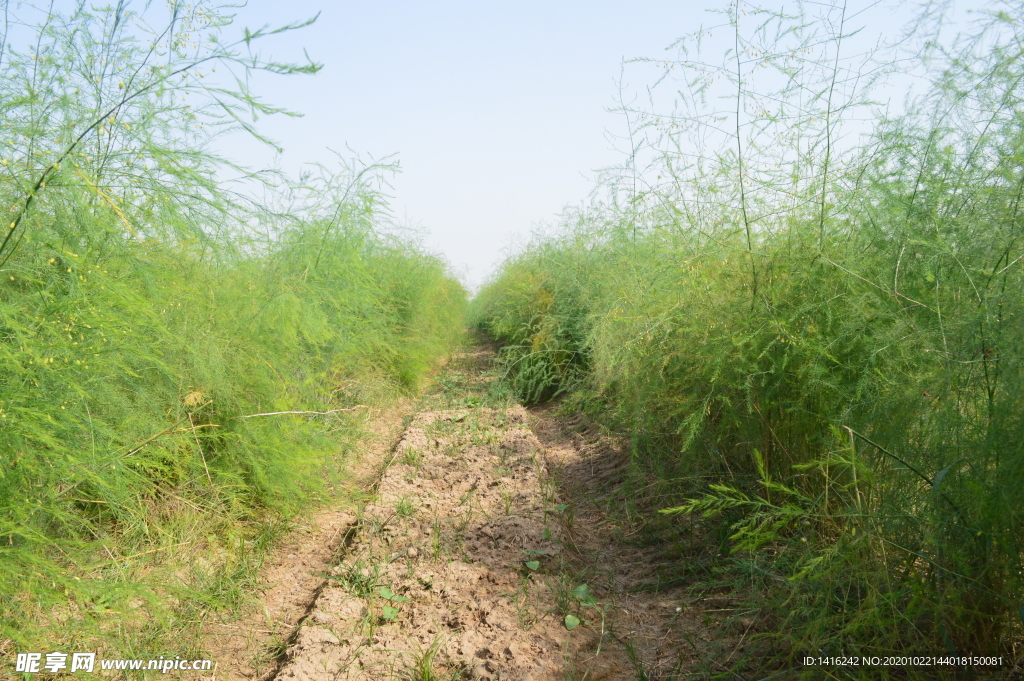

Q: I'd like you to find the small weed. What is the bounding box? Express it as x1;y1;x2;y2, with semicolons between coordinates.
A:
500;575;542;630
431;515;445;560
377;585;409;622
402;447;424;468
395;496;417;518
623;636;658;681
556;503;576;530
403;635;462;681
327;559;380;598
454;492;475;533
469;428;498;446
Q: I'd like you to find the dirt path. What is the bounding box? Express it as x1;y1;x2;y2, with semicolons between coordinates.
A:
213;344;740;681
198;397;418;681
530;408;752;680
272;347;571;681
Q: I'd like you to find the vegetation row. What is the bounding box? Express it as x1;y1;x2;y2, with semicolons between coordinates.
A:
0;1;465;658
473;1;1024;675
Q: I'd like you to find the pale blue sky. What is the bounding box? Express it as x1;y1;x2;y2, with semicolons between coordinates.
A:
214;0;965;289
216;0;724;287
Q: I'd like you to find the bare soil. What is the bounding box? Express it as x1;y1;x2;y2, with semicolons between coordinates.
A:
198;344;741;681
196;399;416;681
530;407;751;680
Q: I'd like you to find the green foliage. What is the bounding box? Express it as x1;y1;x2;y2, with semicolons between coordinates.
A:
662;450;816;554
470;245;591;404
0;0;465;658
378;585;409;621
475;0;1024;672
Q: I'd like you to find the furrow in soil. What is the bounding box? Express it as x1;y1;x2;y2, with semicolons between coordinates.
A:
274;351;570;681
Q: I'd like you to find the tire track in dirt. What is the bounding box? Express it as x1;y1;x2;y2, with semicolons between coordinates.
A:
274;347;571;681
198;399;417;681
531;409;753;680
268;346;737;681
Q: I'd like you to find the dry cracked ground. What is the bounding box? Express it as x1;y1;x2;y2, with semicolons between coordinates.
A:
198;345;750;681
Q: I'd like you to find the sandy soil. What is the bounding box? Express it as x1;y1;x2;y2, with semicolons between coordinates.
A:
198;345;741;681
196;398;416;681
273;348;571;681
531;407;751;680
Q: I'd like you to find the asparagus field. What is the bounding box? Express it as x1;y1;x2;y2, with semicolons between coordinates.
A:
0;0;465;665
473;0;1024;676
2;0;1023;679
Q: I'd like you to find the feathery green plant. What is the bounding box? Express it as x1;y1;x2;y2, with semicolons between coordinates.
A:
475;0;1024;674
0;0;466;661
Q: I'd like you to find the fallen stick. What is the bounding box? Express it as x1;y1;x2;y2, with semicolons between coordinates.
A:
232;406;369;419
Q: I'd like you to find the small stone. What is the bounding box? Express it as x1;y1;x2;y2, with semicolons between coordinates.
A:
408;547;419;558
